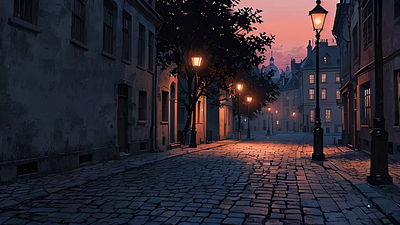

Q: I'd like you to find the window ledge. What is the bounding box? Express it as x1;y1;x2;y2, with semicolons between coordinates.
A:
8;17;42;34
121;58;131;65
70;38;89;51
102;50;116;61
361;125;370;128
393;126;400;132
160;121;168;125
393;16;400;25
137;120;147;125
137;65;146;71
147;69;154;74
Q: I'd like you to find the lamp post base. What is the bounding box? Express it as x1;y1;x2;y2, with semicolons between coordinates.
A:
189;130;197;148
312;126;325;161
367;175;392;185
238;130;241;141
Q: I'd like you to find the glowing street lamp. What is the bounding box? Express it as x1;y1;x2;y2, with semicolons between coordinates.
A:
237;83;243;140
189;56;202;148
309;0;327;161
246;96;252;139
267;106;271;135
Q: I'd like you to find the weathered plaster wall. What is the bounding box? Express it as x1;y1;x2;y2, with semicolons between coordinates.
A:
0;0;159;182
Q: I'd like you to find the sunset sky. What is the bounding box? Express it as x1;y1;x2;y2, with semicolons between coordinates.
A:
237;0;340;71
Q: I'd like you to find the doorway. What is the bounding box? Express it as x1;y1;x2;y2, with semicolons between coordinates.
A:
118;84;129;152
170;83;176;143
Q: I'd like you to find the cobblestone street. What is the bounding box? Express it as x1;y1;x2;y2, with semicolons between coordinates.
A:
1;133;399;224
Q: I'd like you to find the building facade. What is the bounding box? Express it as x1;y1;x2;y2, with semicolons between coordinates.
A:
298;40;342;134
333;0;400;159
0;0;162;182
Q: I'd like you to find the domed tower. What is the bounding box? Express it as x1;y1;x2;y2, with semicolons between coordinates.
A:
264;51;280;83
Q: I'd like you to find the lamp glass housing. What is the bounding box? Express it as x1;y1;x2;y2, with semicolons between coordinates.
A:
237;84;243;91
191;56;202;67
309;4;328;31
247;96;252;102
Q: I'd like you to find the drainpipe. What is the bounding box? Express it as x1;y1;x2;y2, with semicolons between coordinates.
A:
151;18;164;152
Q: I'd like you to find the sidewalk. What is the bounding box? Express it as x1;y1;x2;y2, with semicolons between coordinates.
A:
302;144;400;224
0;140;237;213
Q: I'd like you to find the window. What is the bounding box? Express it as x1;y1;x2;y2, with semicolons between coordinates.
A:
162;91;168;122
138;23;145;66
275;110;278;114
309;74;315;84
13;0;39;25
322;74;327;83
324;57;327;64
336;89;341;100
286;109;289;116
326;109;331;122
323;56;330;64
321;88;327;100
395;70;400;126
352;24;358;59
263;120;266;130
395;0;400;20
364;86;371;125
336;73;340;83
148;31;154;71
122;11;131;61
71;0;85;43
139;91;147;121
309;88;315;100
310;110;315;123
363;1;372;50
103;0;116;55
276;120;279;125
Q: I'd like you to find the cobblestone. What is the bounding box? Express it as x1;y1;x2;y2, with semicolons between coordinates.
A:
0;133;398;224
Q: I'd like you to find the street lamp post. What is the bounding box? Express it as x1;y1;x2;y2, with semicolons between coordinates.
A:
309;0;327;161
367;0;392;185
267;106;271;135
247;96;252;139
237;84;243;140
189;56;202;148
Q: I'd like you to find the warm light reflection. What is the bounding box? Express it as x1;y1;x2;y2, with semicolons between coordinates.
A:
293;111;296;116
268;107;271;111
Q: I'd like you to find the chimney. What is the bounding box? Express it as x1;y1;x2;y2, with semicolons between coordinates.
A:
307;40;312;57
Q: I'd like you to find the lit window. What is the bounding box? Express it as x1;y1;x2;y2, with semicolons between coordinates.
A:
276;120;279;125
275;110;278;114
336;73;340;82
322;74;327;83
309;88;315;100
326;109;331;122
309;74;315;84
364;86;371;125
321;88;327;100
310;110;315;123
324;57;327;64
336;90;341;100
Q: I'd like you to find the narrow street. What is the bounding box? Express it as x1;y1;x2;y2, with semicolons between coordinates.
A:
0;133;399;225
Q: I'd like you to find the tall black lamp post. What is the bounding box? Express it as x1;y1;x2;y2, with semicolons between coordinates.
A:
237;84;243;140
246;96;252;139
367;0;392;185
189;56;202;148
309;0;327;161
